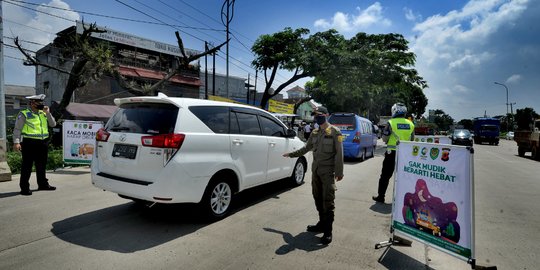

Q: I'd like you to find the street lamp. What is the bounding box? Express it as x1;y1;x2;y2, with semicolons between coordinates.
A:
494;82;511;131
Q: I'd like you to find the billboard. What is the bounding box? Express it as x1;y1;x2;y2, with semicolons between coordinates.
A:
63;120;103;165
392;141;474;261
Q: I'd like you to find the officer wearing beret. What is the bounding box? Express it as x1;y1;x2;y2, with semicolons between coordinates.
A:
283;106;344;245
13;94;57;196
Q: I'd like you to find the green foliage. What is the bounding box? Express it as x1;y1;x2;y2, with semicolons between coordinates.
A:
432;109;454;131
244;27;429;119
458;119;474;130
515;107;539;130
7;149;67;174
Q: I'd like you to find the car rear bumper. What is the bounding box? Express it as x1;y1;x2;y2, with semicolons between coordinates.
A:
91;163;209;204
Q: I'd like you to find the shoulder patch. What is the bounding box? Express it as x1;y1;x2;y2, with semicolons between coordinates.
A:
338;135;344;143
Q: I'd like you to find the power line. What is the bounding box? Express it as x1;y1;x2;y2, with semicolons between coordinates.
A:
7;0;223;32
3;18;56;35
5;0;75;22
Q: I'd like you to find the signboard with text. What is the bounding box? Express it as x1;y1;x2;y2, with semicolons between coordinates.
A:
414;135;451;145
62;120;103;165
392;141;474;262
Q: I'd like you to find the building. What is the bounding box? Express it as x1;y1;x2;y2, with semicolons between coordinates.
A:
199;71;249;101
4;84;35;117
286;85;308;99
35;21;202;107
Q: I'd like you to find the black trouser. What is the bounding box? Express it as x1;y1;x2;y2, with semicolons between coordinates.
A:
20;138;49;191
377;150;396;198
312;169;336;233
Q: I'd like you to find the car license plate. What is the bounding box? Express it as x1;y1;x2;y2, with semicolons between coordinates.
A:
112;144;137;159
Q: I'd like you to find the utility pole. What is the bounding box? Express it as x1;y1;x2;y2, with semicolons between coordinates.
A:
494;82;510;132
204;42;208;99
0;0;13;181
246;73;250;104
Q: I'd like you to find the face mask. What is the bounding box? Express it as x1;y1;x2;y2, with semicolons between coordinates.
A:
36;104;45;110
315;115;326;125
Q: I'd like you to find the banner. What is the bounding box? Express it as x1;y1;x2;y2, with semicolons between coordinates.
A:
414;135;451;145
63;120;103;165
392;141;473;261
268;99;294;114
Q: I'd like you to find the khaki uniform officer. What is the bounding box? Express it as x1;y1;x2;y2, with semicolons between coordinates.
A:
13;94;57;196
284;106;344;245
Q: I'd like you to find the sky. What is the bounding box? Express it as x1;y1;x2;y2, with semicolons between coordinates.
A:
2;0;539;121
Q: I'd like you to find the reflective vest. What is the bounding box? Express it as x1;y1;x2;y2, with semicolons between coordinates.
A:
20;109;49;140
387;117;414;150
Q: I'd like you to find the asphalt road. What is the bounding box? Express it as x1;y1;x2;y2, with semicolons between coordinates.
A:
0;138;538;270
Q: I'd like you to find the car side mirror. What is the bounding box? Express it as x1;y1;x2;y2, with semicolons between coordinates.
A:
285;129;297;138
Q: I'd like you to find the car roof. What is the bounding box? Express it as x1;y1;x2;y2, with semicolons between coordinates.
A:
114;94;269;114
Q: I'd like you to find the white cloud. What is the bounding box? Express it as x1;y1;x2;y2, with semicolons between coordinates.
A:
314;2;391;33
3;0;79;86
506;74;522;84
404;7;421;22
410;0;532;120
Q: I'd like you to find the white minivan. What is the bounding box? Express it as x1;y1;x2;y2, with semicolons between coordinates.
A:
91;94;307;219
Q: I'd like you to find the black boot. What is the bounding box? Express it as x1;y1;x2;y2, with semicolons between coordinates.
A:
321;232;332;245
320;219;333;245
307;222;324;233
372;195;384;203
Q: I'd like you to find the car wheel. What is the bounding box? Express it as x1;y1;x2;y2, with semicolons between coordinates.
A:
359;149;366;161
290;159;306;186
201;179;233;220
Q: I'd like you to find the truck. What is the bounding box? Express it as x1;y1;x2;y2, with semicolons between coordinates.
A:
473;117;500;145
514;119;540;160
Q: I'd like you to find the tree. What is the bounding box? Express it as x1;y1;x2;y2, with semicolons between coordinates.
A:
458;119;474;130
304;32;427;119
432;109;454;131
515;107;539;130
251;27;321;109
15;22;225;119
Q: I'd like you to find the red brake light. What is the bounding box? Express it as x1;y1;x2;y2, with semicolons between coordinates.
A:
96;128;110;142
141;133;185;148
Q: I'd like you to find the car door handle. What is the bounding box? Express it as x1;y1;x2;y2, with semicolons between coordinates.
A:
232;139;244;145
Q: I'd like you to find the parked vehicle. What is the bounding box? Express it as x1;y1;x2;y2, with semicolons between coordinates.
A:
327;113;377;160
450;129;473;146
91;94;307;220
473;117;500;145
506;131;514;140
514;119;540;160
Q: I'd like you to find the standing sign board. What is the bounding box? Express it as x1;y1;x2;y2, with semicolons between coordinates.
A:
414;135;451;145
392;141;474;262
63;120;103;165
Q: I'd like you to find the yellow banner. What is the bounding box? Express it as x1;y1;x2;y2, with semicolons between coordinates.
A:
268;99;294;114
208;95;243;104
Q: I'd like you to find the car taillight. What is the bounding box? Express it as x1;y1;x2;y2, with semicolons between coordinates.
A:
141;133;186;166
352;132;361;143
141;133;185;148
96;128;110;142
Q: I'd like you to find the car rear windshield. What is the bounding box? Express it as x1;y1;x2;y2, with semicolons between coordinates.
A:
328;115;356;131
105;103;178;134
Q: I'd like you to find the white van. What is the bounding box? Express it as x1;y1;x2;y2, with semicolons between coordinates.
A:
91;94;307;219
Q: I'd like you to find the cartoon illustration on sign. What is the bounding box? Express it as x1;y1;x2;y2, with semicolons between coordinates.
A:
402;179;461;243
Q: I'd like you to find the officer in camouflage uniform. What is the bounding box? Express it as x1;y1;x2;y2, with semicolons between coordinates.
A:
284;106;344;245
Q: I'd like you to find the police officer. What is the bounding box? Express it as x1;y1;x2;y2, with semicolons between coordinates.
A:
13;94;57;196
283;106;344;245
372;103;414;203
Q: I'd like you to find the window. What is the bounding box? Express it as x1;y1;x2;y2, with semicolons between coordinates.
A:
233;111;261;135
189;106;229;134
259;115;286;137
106;103;178;134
